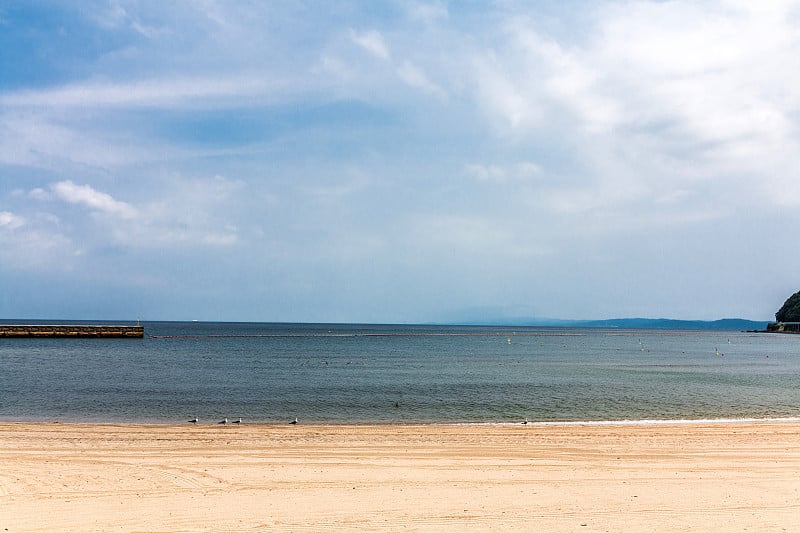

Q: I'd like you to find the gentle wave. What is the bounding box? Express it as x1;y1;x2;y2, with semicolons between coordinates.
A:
449;417;800;427
2;322;800;424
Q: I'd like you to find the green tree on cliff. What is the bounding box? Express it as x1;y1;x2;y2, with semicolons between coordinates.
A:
776;290;800;322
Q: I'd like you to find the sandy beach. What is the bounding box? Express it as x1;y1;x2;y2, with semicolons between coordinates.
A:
1;422;799;532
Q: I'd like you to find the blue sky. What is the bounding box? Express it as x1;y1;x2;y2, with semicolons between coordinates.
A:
1;0;798;323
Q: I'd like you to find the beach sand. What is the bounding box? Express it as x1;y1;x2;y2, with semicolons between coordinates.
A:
2;422;800;532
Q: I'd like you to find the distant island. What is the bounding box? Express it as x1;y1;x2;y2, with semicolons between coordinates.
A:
447;317;769;331
559;318;768;330
466;288;800;333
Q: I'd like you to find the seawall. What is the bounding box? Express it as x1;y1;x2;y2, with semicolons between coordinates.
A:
0;325;144;338
765;322;800;334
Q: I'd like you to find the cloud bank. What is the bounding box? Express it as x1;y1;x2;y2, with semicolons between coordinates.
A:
1;0;798;321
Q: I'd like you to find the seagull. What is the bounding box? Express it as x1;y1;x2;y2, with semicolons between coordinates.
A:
290;417;298;425
522;418;529;425
219;417;228;424
233;418;242;424
188;417;198;424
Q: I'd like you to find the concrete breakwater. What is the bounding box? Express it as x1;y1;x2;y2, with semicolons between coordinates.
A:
765;322;800;334
0;325;144;338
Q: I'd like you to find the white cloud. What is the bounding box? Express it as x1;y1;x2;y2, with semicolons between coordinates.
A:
0;76;278;109
203;231;239;246
465;163;505;182
28;188;51;200
92;1;165;38
405;2;449;24
655;189;691;205
349;29;390;61
593;1;800;143
0;211;24;229
117;175;245;248
0;213;75;271
0;112;161;169
3;176;245;272
506;24;621;133
464;1;800;212
3;1;800;320
465;162;542;183
51;181;137;219
411;214;507;254
473;54;541;129
397;61;446;98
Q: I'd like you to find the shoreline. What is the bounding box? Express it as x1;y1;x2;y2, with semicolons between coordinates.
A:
3;420;800;531
3;415;800;426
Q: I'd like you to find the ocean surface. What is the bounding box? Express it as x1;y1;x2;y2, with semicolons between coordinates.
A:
1;321;799;424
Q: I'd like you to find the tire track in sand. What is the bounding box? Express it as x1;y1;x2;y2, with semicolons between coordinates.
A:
151;465;230;491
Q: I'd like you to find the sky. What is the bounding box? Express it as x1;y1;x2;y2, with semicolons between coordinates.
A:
1;0;799;323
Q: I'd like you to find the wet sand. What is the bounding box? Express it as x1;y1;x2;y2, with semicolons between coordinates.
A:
2;422;800;531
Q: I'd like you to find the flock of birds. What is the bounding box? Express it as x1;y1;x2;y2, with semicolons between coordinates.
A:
188;416;529;425
188;417;298;425
182;337;733;428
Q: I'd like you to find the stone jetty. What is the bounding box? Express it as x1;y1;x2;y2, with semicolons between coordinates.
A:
0;325;144;338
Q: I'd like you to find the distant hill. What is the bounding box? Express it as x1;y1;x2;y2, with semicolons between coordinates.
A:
449;317;769;331
567;318;768;330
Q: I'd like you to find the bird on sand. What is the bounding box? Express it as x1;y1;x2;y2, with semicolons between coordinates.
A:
233;418;242;424
188;417;198;423
219;418;228;424
290;417;298;425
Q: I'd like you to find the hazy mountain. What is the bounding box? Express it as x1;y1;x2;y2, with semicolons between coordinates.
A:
448;317;768;331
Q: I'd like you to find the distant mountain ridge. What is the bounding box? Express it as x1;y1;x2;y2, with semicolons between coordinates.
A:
568;318;768;330
449;317;769;330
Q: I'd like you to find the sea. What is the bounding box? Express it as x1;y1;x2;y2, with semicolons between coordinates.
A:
1;321;799;425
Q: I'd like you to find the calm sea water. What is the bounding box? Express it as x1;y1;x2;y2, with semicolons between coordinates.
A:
1;321;799;424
